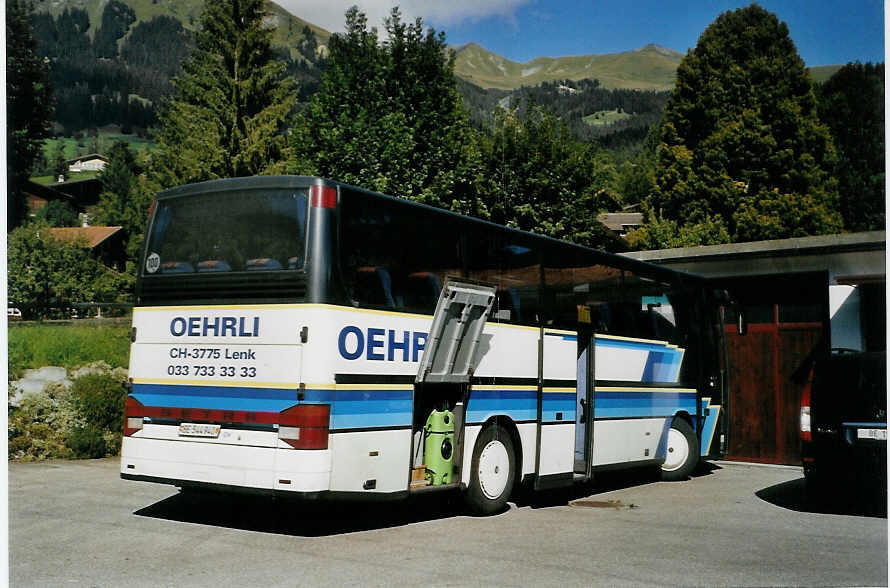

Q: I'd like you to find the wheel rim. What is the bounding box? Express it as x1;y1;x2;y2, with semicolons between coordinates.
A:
478;439;510;499
662;427;690;472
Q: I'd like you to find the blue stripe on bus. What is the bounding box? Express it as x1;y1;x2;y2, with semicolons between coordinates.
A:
538;390;697;422
593;390;697;419
640;349;684;382
466;389;537;423
542;392;576;422
545;332;577;341
131;384;698;430
130;383;412;430
328;389;412;429
131;383;310;414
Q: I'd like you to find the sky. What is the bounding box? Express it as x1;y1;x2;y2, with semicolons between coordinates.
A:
277;0;885;67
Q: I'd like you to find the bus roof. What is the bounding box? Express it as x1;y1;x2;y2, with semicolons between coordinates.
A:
154;176;706;287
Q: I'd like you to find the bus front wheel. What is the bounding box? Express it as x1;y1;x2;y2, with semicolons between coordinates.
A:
465;424;516;515
660;418;699;481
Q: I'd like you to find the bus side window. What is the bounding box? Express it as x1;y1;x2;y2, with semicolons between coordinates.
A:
403;272;441;313
354;266;396;309
495;289;520;322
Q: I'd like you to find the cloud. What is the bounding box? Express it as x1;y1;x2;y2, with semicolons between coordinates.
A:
275;0;531;34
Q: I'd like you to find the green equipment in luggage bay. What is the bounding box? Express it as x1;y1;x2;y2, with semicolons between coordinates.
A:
424;406;455;485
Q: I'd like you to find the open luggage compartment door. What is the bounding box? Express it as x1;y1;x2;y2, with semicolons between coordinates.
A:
416;280;497;384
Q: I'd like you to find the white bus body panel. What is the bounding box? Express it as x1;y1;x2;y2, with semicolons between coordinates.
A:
123;304;694;495
121;436;331;492
328;430;411;493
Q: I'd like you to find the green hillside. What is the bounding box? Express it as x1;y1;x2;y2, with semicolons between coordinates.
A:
810;65;844;84
453;42;846;92
453;43;684;90
32;0;330;57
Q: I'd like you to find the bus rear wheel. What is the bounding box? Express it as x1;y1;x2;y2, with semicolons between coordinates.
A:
465;424;516;515
660;418;699;481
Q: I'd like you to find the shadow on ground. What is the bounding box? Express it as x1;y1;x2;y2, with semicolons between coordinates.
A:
134;462;723;534
135;489;466;537
515;461;723;509
756;476;887;519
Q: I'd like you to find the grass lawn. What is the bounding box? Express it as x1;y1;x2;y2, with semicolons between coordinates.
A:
42;132;156;161
583;109;634;127
8;322;131;379
31;171;101;185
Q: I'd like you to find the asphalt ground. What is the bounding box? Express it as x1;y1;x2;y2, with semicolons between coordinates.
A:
9;458;888;587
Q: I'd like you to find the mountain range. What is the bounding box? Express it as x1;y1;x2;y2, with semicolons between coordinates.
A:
33;0;842;90
453;42;685;91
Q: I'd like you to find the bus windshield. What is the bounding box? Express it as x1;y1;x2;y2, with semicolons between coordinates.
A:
143;189;308;275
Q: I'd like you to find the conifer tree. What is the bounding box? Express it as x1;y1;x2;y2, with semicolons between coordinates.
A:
817;62;885;232
641;4;842;247
95;141;153;269
152;0;296;187
7;0;54;230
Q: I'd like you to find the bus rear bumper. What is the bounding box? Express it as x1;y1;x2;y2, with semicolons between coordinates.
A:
120;437;331;493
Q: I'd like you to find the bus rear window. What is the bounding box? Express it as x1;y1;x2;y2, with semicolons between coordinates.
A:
144;189;308;275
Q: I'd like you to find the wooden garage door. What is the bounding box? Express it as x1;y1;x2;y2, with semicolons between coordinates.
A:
725;309;822;464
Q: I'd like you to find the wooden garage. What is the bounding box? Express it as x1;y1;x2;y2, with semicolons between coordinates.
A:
625;232;885;465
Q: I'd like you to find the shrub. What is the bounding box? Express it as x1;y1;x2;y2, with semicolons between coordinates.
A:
69;372;127;432
7;383;77;461
66;426;109;459
9;368;129;460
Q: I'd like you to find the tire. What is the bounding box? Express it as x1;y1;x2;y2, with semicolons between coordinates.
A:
465;424;516;515
660;418;699;481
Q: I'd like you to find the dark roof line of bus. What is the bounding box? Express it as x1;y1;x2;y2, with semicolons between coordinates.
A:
155;176;706;286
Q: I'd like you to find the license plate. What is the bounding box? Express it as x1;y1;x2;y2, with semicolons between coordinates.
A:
179;423;221;438
856;428;887;441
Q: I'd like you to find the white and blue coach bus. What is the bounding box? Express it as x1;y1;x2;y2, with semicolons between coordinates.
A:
121;176;728;514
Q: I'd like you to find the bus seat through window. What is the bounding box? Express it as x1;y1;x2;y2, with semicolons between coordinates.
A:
197;260;232;273
355;266;396;308
161;261;194;274
246;258;283;271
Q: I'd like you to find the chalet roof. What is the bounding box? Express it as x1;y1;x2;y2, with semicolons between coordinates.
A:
48;226;124;248
66;153;108;164
22;180;80;206
596;212;643;231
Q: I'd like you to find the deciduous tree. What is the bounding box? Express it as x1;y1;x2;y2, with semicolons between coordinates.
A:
33;200;79;227
7;224;132;317
479;105;623;250
290;7;484;215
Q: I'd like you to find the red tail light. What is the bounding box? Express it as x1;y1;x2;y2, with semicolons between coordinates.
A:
800;386;812;443
309;185;337;209
278;404;330;449
124;396;145;436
